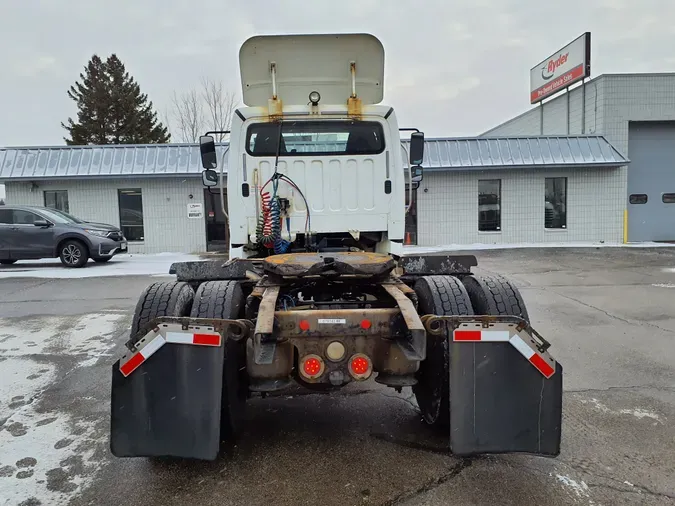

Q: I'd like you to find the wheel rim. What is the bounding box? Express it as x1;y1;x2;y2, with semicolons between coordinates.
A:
63;245;81;264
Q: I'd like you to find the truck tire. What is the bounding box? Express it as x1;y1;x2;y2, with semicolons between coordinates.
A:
130;281;195;338
461;274;529;321
190;281;246;441
413;275;474;428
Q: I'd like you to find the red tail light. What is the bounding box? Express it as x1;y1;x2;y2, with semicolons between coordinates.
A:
300;354;325;379
348;353;372;380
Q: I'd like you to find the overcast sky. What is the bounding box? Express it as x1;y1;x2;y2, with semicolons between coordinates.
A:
1;0;673;147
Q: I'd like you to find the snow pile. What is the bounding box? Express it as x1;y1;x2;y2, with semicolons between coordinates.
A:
0;253;205;279
402;241;675;253
0;312;128;505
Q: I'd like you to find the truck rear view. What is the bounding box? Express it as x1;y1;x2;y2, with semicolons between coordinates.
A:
109;33;563;462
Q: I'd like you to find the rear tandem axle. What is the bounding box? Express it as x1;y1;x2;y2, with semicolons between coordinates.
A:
109;252;563;461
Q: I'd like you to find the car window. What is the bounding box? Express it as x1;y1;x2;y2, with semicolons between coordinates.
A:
12;210;42;225
0;209;12;224
38;208;75;224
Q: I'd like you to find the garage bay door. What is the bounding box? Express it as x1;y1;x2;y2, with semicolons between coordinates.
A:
627;121;675;242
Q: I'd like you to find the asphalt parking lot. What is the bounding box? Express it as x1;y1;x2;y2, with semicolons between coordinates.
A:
1;247;674;506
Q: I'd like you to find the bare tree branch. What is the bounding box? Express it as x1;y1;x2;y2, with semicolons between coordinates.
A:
168;78;238;143
170;89;205;143
201;77;237;142
160;106;173;141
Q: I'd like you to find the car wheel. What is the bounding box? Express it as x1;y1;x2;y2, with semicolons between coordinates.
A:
59;240;88;268
93;257;112;263
0;260;17;265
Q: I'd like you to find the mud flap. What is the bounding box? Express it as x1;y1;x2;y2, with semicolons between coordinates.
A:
110;342;225;460
449;341;563;457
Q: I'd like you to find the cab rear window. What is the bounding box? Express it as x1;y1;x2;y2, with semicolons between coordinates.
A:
246;120;385;156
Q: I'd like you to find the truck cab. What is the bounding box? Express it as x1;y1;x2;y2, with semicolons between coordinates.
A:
198;33;424;259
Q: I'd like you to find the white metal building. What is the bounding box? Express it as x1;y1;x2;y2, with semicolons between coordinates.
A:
484;72;675;243
0;134;628;253
0;144;230;254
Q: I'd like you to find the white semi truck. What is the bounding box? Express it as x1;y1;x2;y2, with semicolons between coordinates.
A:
110;33;563;461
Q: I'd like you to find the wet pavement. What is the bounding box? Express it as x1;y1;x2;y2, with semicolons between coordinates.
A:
1;247;674;505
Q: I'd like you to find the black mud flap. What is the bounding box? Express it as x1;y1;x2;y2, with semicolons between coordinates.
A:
110;343;225;460
449;342;563;457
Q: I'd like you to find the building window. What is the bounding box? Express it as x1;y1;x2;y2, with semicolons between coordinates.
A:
545;177;567;229
44;190;69;212
662;193;675;204
478;179;501;231
629;194;648;204
118;189;144;241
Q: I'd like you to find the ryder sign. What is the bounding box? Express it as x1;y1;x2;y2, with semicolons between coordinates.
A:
530;32;591;104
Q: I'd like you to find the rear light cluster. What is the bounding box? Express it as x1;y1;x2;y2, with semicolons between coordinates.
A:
299;346;373;381
296;319;374;381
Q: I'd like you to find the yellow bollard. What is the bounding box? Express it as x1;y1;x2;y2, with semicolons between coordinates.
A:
623;209;628;244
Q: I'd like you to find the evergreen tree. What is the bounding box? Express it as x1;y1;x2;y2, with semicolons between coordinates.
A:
62;54;170;145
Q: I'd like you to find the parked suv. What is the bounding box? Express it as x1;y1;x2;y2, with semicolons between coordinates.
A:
0;205;127;268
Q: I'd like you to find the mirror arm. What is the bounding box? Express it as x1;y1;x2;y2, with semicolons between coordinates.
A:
205;130;230;137
400;144;413;215
219;148;229;221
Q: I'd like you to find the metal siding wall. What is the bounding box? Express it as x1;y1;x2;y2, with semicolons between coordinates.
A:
481;74;675;245
417;167;623;246
481;109;542;136
600;75;675;155
5;178;207;254
484;79;603;137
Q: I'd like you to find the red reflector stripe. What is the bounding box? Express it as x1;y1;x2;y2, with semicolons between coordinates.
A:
193;333;221;346
530;353;555;379
120;352;145;377
454;330;482;341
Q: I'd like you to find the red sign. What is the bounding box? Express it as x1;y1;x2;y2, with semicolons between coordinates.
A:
531;64;585;103
530;33;591;104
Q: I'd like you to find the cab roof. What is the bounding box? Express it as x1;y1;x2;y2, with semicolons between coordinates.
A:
239;33;385;107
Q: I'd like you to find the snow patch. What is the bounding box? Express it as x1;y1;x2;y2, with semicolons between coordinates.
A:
618;408;663;423
0;313;124;357
0;253;203;279
580;398;612;413
556;474;590;498
0;312;128;505
580;398;664;424
0;359;56;421
402;241;675;253
652;283;675;288
0;409;101;506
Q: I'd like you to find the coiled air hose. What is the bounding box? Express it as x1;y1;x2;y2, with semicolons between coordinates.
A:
256;176;291;253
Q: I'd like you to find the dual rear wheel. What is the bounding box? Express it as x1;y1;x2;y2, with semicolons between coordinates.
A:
130;279;246;444
412;273;529;429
